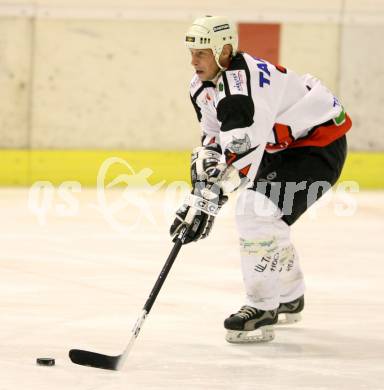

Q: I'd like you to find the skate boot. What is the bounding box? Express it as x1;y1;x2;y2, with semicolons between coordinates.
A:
277;295;304;325
224;306;278;343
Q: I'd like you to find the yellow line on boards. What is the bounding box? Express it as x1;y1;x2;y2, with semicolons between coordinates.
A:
0;150;382;189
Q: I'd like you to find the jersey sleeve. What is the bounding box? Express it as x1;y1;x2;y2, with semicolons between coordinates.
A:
189;76;221;146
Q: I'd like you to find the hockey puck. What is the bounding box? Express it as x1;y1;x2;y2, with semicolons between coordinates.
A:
36;358;55;366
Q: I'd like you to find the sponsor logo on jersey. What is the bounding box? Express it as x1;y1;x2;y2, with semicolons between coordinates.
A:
190;77;202;94
199;92;213;105
227;134;251;154
203;92;212;105
227;70;247;95
213;24;230;32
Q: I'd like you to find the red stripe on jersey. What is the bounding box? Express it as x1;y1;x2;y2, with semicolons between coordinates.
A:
267;123;295;150
275;64;287;74
266;113;352;151
239;164;252;177
289;113;352;148
225;151;238;165
273;123;294;145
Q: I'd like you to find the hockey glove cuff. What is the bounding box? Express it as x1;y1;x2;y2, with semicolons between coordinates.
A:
190;144;222;187
169;181;228;244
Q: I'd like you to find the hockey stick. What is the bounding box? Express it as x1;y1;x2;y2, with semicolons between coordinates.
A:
69;225;188;370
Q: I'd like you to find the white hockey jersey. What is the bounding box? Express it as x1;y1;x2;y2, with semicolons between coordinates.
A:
189;52;352;181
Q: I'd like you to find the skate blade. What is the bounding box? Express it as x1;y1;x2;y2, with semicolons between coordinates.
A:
277;312;302;325
225;325;275;344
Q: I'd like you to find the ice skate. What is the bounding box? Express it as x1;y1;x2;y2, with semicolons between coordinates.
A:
224;306;278;343
277;295;304;325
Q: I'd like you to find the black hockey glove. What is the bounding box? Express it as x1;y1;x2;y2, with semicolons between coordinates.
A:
170;179;228;244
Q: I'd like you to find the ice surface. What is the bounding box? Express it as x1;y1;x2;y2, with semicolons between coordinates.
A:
0;188;383;390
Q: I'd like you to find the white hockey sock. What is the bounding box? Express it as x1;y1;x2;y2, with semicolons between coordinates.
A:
236;190;305;310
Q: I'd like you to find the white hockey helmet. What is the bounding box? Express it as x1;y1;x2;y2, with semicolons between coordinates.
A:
185;15;238;70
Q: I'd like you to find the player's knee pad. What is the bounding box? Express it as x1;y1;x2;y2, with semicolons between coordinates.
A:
236;190;282;220
235;190;288;238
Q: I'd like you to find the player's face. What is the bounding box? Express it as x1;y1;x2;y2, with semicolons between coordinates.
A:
190;49;220;81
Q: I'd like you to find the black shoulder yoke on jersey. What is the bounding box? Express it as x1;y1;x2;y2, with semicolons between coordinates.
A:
190;80;215;122
229;52;251;71
217;53;254;132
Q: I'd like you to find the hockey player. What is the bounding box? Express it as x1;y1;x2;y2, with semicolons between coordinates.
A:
170;16;352;343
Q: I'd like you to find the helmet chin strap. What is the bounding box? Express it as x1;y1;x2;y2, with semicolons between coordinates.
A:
210;69;223;84
214;50;226;71
214;46;233;71
209;47;234;82
208;52;226;83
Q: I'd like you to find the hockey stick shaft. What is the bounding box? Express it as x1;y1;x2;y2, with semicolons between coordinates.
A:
143;233;184;313
117;227;186;369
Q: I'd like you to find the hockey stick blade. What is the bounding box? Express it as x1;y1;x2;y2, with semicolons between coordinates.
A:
69;349;121;370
